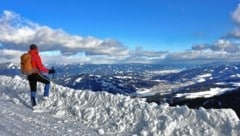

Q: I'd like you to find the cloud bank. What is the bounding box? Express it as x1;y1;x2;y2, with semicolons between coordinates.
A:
1;8;240;65
181;4;240;63
0;10;129;56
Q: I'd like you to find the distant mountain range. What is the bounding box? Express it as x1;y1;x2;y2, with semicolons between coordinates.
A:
1;62;240;117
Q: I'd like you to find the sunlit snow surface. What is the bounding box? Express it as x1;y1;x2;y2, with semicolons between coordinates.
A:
1;75;240;136
175;87;236;99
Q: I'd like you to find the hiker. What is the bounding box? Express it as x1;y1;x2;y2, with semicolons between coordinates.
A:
27;44;55;109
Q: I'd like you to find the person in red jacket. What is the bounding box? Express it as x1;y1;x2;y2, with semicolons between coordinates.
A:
27;44;55;110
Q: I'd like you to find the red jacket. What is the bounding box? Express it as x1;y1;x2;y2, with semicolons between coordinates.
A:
29;49;49;73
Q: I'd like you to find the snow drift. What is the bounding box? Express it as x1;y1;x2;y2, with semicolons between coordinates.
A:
1;75;240;136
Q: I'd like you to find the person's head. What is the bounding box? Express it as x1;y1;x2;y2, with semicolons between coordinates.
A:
29;44;38;50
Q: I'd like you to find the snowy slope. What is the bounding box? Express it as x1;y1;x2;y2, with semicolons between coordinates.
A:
0;98;98;136
1;75;240;136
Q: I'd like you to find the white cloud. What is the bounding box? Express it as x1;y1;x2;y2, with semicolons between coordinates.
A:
192;39;240;53
184;4;240;63
0;10;173;64
120;47;168;63
2;8;240;65
164;49;240;64
227;4;240;38
232;4;240;25
0;49;24;63
0;10;129;57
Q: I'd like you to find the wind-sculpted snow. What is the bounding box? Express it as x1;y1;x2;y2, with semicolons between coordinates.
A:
1;75;240;135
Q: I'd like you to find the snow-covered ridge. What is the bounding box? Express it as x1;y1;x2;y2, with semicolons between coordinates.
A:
1;75;240;135
194;73;212;83
175;87;236;99
146;69;183;75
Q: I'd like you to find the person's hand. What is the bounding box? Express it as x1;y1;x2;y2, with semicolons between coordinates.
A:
48;68;55;74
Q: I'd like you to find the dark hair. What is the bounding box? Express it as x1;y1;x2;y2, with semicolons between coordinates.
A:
29;44;38;50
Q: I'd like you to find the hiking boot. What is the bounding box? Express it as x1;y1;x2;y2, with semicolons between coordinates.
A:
32;105;41;111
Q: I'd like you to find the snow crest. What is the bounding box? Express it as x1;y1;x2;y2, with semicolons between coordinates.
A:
1;75;240;135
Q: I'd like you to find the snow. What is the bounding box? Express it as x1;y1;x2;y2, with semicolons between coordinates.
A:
194;73;212;83
75;77;82;83
198;73;212;78
143;81;195;95
146;69;183;75
114;75;133;79
7;63;15;69
215;82;240;87
1;75;240;135
175;87;236;99
231;74;240;78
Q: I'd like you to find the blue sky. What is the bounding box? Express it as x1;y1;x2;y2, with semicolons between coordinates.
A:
1;0;240;64
1;0;238;51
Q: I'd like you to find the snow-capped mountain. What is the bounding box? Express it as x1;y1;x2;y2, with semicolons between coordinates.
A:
1;75;240;135
1;62;240;118
53;63;185;95
152;62;240;83
0;62;185;96
145;62;240;118
0;62;20;76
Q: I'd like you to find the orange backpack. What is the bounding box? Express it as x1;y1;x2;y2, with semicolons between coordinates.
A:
20;53;33;75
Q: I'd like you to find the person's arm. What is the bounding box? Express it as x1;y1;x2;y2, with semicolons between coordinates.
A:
35;55;49;73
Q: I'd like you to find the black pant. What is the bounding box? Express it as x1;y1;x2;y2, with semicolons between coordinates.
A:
28;73;50;91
